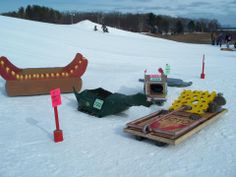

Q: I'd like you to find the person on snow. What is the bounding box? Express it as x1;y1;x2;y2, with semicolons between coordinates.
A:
211;32;216;45
94;25;98;31
216;32;224;47
102;24;109;33
225;33;232;48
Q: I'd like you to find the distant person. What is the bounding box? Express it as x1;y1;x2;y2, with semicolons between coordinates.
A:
102;24;109;33
234;42;236;48
211;32;216;45
225;33;232;48
216;32;224;47
94;25;98;31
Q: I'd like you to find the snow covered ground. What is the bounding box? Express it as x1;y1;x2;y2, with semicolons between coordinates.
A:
0;15;236;177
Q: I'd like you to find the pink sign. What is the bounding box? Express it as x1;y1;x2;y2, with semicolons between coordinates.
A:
150;74;161;78
50;88;61;107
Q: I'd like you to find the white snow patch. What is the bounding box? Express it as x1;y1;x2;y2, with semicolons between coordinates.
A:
0;16;236;177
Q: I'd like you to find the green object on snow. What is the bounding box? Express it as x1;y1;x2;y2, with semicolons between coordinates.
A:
73;87;152;117
93;99;104;110
164;64;170;76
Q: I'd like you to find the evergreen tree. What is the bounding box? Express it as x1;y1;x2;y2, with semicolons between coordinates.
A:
161;19;170;34
25;5;33;19
208;19;219;32
175;20;184;34
1;5;221;33
147;13;156;33
195;21;202;32
187;20;195;32
18;7;25;18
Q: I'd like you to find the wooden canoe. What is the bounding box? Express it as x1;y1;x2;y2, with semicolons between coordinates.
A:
0;53;88;96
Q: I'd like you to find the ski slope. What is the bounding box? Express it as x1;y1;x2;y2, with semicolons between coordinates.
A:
0;15;236;177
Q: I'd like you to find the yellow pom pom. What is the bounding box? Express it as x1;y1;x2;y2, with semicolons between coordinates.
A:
6;67;10;72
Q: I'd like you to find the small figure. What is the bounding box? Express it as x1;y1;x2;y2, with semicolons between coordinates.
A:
234;42;236;48
216;32;224;47
102;24;109;33
210;32;216;45
94;25;98;31
225;33;232;48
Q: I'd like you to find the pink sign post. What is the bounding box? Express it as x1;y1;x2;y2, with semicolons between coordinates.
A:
50;88;63;143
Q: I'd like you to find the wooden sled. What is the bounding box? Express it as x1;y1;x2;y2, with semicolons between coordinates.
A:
0;53;88;96
124;108;228;146
220;48;236;51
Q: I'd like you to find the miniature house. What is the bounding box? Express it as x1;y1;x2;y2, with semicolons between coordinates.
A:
144;74;167;102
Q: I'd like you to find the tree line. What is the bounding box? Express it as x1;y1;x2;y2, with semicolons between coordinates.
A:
2;5;220;34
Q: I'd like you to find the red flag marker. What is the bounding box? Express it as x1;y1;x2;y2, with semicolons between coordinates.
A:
200;55;205;79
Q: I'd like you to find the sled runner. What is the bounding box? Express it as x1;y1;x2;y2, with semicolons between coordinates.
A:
124;90;227;146
0;53;88;96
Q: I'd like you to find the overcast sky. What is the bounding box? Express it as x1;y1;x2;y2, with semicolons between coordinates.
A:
0;0;235;26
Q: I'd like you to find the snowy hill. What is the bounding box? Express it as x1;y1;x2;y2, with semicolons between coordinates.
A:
0;15;236;177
